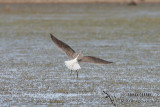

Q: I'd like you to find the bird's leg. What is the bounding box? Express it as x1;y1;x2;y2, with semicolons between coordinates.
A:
76;70;78;78
70;70;72;75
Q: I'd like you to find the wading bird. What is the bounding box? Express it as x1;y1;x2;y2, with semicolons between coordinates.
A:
50;34;113;78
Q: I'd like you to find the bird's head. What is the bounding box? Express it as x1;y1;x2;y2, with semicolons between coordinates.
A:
77;51;83;60
73;51;83;60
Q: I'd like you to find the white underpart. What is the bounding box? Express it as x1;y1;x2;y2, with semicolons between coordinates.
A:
65;55;81;71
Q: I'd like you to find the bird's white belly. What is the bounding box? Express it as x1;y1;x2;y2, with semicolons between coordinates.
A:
65;59;81;70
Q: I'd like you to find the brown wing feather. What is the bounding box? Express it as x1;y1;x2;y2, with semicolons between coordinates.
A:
50;34;75;58
79;56;113;64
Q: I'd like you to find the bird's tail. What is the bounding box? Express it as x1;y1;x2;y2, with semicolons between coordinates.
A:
65;59;81;71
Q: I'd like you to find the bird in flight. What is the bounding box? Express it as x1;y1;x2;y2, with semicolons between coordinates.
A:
50;34;113;78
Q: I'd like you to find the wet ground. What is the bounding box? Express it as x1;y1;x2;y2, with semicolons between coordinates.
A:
0;4;160;107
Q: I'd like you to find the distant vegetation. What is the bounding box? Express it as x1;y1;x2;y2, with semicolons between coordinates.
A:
0;0;160;4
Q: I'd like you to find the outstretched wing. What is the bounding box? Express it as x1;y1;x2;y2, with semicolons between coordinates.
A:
79;56;113;64
50;34;75;58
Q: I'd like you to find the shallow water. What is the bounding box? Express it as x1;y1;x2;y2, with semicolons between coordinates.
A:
0;4;160;106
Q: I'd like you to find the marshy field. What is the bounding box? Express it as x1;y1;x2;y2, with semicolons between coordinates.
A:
0;4;160;106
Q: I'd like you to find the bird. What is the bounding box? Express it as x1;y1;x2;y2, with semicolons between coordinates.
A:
50;34;113;78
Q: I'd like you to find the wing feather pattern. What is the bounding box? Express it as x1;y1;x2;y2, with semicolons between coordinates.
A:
50;34;75;58
79;56;113;64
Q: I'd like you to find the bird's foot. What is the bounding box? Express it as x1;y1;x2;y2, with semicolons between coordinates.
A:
76;70;78;79
70;70;72;75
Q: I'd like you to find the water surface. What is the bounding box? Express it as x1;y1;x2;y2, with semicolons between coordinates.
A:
0;4;160;106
